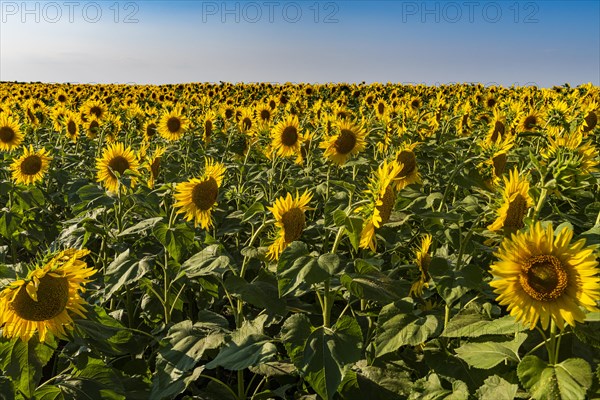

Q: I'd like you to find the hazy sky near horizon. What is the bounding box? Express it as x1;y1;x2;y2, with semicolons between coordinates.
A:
0;0;598;87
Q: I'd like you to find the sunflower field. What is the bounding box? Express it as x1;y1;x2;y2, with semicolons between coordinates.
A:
0;81;599;400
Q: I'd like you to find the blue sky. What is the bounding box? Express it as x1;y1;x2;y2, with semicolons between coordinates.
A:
0;1;598;86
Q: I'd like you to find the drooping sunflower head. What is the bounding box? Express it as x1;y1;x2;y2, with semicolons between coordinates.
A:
95;142;140;193
319;119;367;166
267;190;313;260
143;119;158;142
487;168;533;234
410;234;433;298
358;160;402;251
542;131;599;188
202;110;217;143
173;158;226;229
63;111;81;142
10;145;52;186
479;133;515;186
490;222;600;330
271;114;302;158
0;112;24;152
393;142;421;190
158;107;189;141
0;248;96;342
146;146;167;189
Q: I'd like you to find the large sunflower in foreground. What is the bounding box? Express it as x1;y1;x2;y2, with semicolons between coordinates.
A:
0;113;24;152
320;120;367;166
487;168;533;234
11;146;53;185
96;142;140;193
271;114;302;158
174;158;226;229
0;249;96;342
358;160;402;251
490;222;600;330
267;190;313;260
158;107;189;141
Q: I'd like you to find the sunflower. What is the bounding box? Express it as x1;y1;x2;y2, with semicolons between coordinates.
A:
0;249;96;342
479;133;515;187
490;222;600;330
393;142;421;190
63;111;81;142
517;110;543;132
271;114;302;158
146;146;166;189
158;107;189;141
0;112;24;152
238;107;256;134
256;103;274;127
96;142;139;193
173;158;226;229
410;234;433;298
487;168;533;234
359;160;402;251
320;120;367;166
580;101;599;133
542;131;599;188
266;190;313;260
202;111;217;143
82;100;107;121
83;118;101;139
143;119;159;142
11;146;52;185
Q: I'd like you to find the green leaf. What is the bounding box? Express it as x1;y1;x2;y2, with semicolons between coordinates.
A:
74;306;137;356
223;275;286;316
375;300;440;358
117;217;163;236
242;201;264;223
34;385;63;400
154;222;195;262
429;257;482;306
339;359;413;399
151;320;227;399
0;336;56;398
277;242;330;297
455;332;527;369
409;373;468;400
205;333;277;370
442;312;526;338
518;356;593;400
103;250;152;301
182;245;231;279
475;375;518;400
302;317;363;400
280;313;313;367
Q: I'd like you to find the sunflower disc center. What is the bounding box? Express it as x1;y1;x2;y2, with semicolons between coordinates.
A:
260;110;271;121
108;156;130;177
192;177;218;211
167;117;181;133
377;186;396;225
334;129;357;155
282;207;305;243
20;155;43;175
205;120;213;137
11;275;70;321
524;115;538;130
504;193;527;232
492;153;507;177
67;120;77;136
146;123;157;137
397;150;416;177
0;126;16;143
520;255;568;301
90;106;102;118
281;126;298;146
583;112;597;132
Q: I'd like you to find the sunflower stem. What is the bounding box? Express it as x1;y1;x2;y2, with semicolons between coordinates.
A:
323;279;331;328
532;187;548;221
